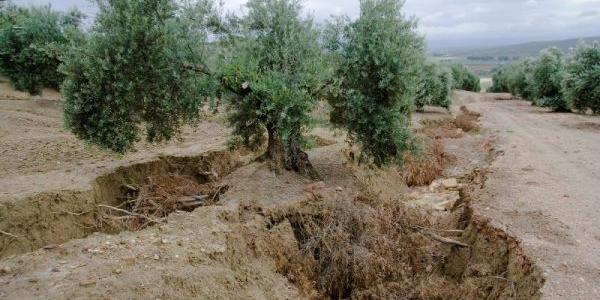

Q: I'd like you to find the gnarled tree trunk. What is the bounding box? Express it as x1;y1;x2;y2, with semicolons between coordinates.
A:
261;124;319;180
286;135;319;180
263;124;287;171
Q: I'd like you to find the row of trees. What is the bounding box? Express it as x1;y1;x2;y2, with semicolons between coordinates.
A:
0;4;83;94
0;0;480;176
489;44;600;113
415;62;452;111
449;63;481;92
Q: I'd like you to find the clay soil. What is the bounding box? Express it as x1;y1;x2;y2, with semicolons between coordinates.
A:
0;86;592;299
455;91;600;300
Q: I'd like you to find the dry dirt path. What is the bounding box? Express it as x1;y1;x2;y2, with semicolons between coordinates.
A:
456;91;600;300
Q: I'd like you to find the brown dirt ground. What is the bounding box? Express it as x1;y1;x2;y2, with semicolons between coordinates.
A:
0;86;558;299
0;96;230;199
0;76;61;101
455;91;600;300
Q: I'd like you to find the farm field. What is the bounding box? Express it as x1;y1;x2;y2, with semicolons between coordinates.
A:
1;86;599;299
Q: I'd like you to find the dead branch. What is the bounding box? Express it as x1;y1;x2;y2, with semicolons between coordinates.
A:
211;185;228;203
97;205;164;224
414;225;464;234
0;230;19;239
122;184;139;192
423;231;470;248
194;195;209;201
51;210;90;216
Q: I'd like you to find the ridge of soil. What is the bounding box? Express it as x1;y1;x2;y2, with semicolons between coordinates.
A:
0;149;251;258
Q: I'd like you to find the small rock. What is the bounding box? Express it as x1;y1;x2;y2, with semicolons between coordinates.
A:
43;244;58;250
51;267;60;273
434;200;457;211
408;192;420;200
0;266;12;274
113;269;122;274
336;186;344;192
161;239;168;244
79;279;96;287
153;254;160;260
414;192;460;211
441;178;459;189
429;180;443;193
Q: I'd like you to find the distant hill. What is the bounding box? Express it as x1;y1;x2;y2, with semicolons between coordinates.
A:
452;36;600;60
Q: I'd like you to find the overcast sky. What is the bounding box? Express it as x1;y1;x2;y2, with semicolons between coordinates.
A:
14;0;600;51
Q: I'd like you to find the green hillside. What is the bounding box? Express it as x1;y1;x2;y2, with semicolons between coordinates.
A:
454;36;600;60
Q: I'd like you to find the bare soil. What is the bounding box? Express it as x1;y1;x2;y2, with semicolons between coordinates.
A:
455;91;600;300
1;86;582;299
0;96;230;198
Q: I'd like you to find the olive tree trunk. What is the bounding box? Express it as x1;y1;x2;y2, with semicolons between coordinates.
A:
262;124;319;180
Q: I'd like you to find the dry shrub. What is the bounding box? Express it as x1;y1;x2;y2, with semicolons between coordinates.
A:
419;107;482;139
267;226;317;297
402;153;442;187
402;140;454;187
454;106;481;133
281;196;435;299
459;105;481;118
454;113;480;132
98;174;227;231
419;118;464;139
417;275;478;300
268;195;535;299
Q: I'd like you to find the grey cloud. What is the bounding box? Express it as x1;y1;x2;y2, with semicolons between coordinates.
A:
579;10;598;17
15;0;600;51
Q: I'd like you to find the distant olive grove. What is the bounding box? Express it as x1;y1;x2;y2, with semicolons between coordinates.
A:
0;0;482;175
490;43;600;113
0;3;83;94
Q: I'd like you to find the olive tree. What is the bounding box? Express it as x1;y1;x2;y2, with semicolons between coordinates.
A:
0;4;82;94
563;42;600;113
320;15;350;127
415;62;451;111
450;63;480;92
489;60;535;100
532;47;567;111
222;0;328;178
334;0;424;166
61;0;218;153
